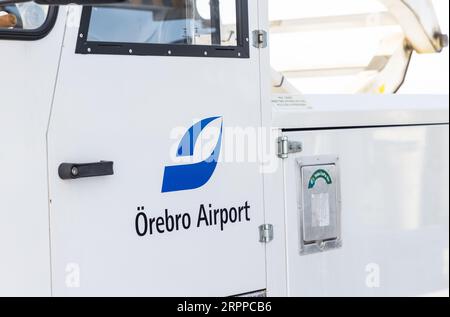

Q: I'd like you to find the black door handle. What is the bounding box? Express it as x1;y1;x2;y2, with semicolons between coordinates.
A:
58;161;114;180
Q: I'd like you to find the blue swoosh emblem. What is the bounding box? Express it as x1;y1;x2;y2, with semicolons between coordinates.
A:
162;117;223;193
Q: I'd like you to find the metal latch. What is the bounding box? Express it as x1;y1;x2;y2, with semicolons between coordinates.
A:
259;224;274;243
277;136;303;159
253;30;268;48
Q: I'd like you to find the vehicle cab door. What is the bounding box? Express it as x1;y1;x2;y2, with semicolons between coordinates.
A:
47;1;266;296
0;3;64;296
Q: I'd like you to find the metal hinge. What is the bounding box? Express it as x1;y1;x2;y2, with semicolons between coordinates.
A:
259;224;274;243
252;30;268;48
277;136;303;159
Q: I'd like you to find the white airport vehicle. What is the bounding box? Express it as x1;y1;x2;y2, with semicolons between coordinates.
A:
0;0;448;297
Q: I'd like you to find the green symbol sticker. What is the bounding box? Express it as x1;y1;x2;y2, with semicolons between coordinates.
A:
308;169;333;189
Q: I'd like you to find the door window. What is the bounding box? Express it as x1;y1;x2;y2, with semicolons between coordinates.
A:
77;0;249;58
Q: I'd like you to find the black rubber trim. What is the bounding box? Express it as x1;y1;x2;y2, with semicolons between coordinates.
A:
231;289;267;297
282;123;449;132
76;0;250;58
0;6;58;41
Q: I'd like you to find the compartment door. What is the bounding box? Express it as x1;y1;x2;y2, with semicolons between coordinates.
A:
283;125;449;296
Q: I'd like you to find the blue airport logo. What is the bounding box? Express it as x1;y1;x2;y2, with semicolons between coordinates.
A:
162;117;223;193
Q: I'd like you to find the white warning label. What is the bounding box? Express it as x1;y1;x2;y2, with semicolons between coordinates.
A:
271;94;310;108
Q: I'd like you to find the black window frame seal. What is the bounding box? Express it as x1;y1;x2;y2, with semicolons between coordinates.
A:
0;6;58;41
75;0;250;58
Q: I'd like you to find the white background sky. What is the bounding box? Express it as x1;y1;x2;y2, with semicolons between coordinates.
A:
398;0;449;94
268;0;449;94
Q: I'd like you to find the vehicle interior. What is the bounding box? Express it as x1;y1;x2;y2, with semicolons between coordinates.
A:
0;1;47;29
